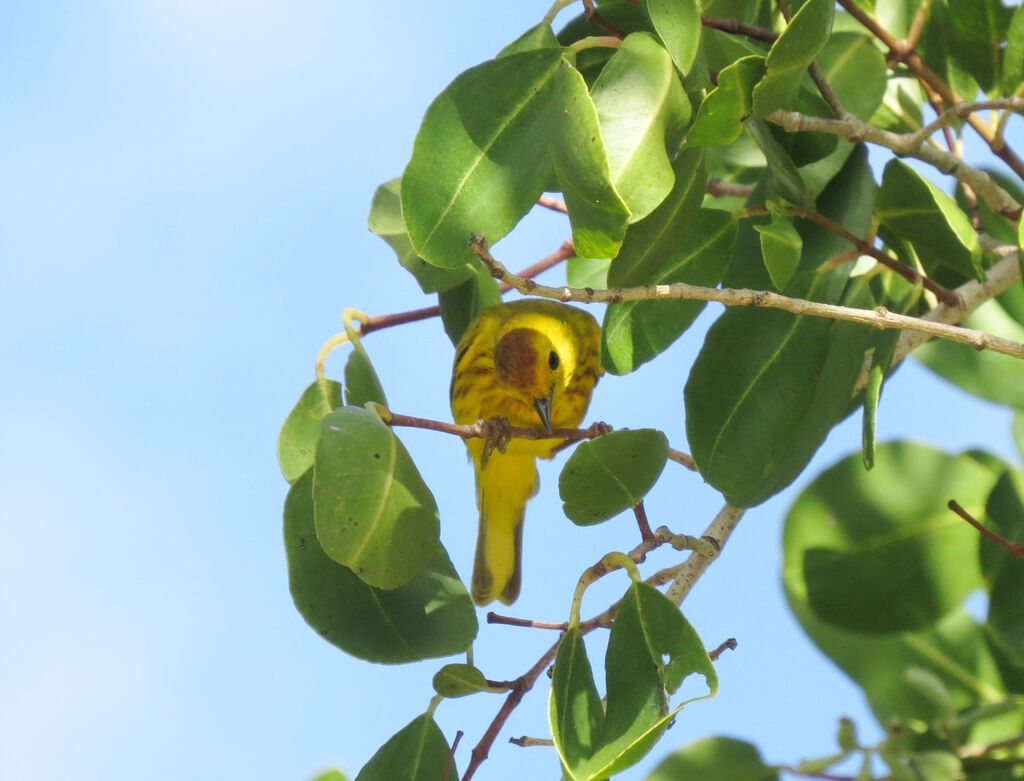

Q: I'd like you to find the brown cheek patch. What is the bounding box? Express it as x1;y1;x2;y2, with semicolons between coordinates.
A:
494;329;537;389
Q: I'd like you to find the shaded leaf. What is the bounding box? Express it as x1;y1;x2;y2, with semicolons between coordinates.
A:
559;429;668;524
550;58;631;259
438;262;502;346
367;178;473;294
816;32;887;120
870;74;926;133
355;714;458;781
647;736;778;781
402;49;562;268
498;23;560;57
785;443;994;634
278;379;342;484
284;471;476;663
984;470;1024;662
876;160;983;282
755;214;802;290
751;0;834;117
344;346;388;409
946;0;1003;92
313;407;440;588
550;625;604;778
1015;413;1024;460
747;118;811;208
591;33;690;223
643;0;701;75
1003;3;1024;97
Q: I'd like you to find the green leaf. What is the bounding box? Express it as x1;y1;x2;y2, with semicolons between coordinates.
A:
589;583;717;779
946;0;1003;92
550;625;604;778
755;215;802;290
642;0;701;75
597;147;731;367
647;736;778;781
310;770;348;781
566;256;611;289
815;32;887;120
367;178;473;293
861;332;899;470
765;89;839;168
913;297;1024;410
910;751;962;781
344;346;388;409
550;58;631;259
313;407;440;589
747;118;811;208
870;74;926;133
559;429;668;524
432;663;500;697
687;56;766;147
438;262;502;346
984;470;1024;662
402;48;562;268
1014;413;1024;460
284;471;477;663
355;714;458;781
751;0;834;117
278;379;342;483
1002;3;1024;97
498;23;560;57
876;159;984;282
784;443;995;634
591;33;690;223
686;146;877;507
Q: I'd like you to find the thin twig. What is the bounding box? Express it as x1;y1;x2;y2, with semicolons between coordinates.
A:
472;236;1024;361
948;500;1024;558
442;730;463;781
665;504;743;604
708;638;738;661
509;736;555;748
537;195;568;213
701;15;778;44
633;500;655;541
708;178;755;199
487;613;568;630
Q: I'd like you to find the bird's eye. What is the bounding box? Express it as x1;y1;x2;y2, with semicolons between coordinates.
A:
548;351;560;370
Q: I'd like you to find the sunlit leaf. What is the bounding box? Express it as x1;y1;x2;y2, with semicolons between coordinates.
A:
755;214;802;290
344;346;388;409
432;663;499;697
686;56;766;147
402;49;562;268
313;407;440;588
815;33;887;120
591;32;690;223
751;0;834;117
278;379;342;483
550;625;604;778
559;429;668;524
1002;3;1024;97
498;23;560;57
647;736;778;781
643;0;701;75
284;471;476;663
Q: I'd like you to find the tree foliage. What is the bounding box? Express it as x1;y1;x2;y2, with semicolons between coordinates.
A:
279;1;1024;778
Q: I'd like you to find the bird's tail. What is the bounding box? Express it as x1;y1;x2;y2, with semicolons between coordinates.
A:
472;450;538;606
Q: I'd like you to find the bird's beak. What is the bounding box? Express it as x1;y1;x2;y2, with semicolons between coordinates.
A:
533;390;554;432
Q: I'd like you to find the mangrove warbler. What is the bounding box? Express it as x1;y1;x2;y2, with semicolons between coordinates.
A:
450;299;602;605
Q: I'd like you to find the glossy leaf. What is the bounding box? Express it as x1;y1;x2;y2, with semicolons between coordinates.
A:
550;58;631;259
591;33;690;223
751;0;834;117
284;472;477;663
354;714;458;781
278;379;342;484
438;261;502;346
643;0;701;75
602;152;736;373
550;625;604;778
815;32;887;120
755;215;802;290
876;159;984;282
785;443;995;634
313;407;440;588
402;49;562;268
946;0;1003;92
686;147;876;507
687;56;766;147
367;178;472;294
647;736;778;781
747;119;811;208
432;663;499;698
344;346;388;409
913;297;1024;410
559;429;668;524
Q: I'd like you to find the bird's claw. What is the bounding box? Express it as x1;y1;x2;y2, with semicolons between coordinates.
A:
478;416;512;468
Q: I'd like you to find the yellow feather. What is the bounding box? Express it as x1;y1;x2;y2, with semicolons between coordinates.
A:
450;299;602;605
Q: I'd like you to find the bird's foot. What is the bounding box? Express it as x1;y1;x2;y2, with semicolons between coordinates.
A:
477;415;512;468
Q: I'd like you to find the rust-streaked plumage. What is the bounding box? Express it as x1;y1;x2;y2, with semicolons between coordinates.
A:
450;299;602;605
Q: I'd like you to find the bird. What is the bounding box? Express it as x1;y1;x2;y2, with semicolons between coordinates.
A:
450;298;602;606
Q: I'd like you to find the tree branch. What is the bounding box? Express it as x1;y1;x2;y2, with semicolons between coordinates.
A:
471;236;1024;362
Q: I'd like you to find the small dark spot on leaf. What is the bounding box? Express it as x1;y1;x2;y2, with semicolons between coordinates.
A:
320;630;328;636
299;537;306;549
374;452;381;459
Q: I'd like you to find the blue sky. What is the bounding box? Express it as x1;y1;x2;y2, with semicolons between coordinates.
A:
1;3;1021;780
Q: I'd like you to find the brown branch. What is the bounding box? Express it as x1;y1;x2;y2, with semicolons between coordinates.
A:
701;15;778;44
384;410;610;445
443;730;463;781
583;1;626;38
508;736;554;748
708;178;755;199
948;500;1024;558
903;0;933;53
633;499;655;540
708;638;738;661
487;613;568;630
537;195;568;213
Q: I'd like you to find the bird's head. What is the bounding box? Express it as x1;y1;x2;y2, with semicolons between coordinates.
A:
493;326;567;432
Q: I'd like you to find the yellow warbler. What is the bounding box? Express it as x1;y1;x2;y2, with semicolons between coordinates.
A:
450;299;602;605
